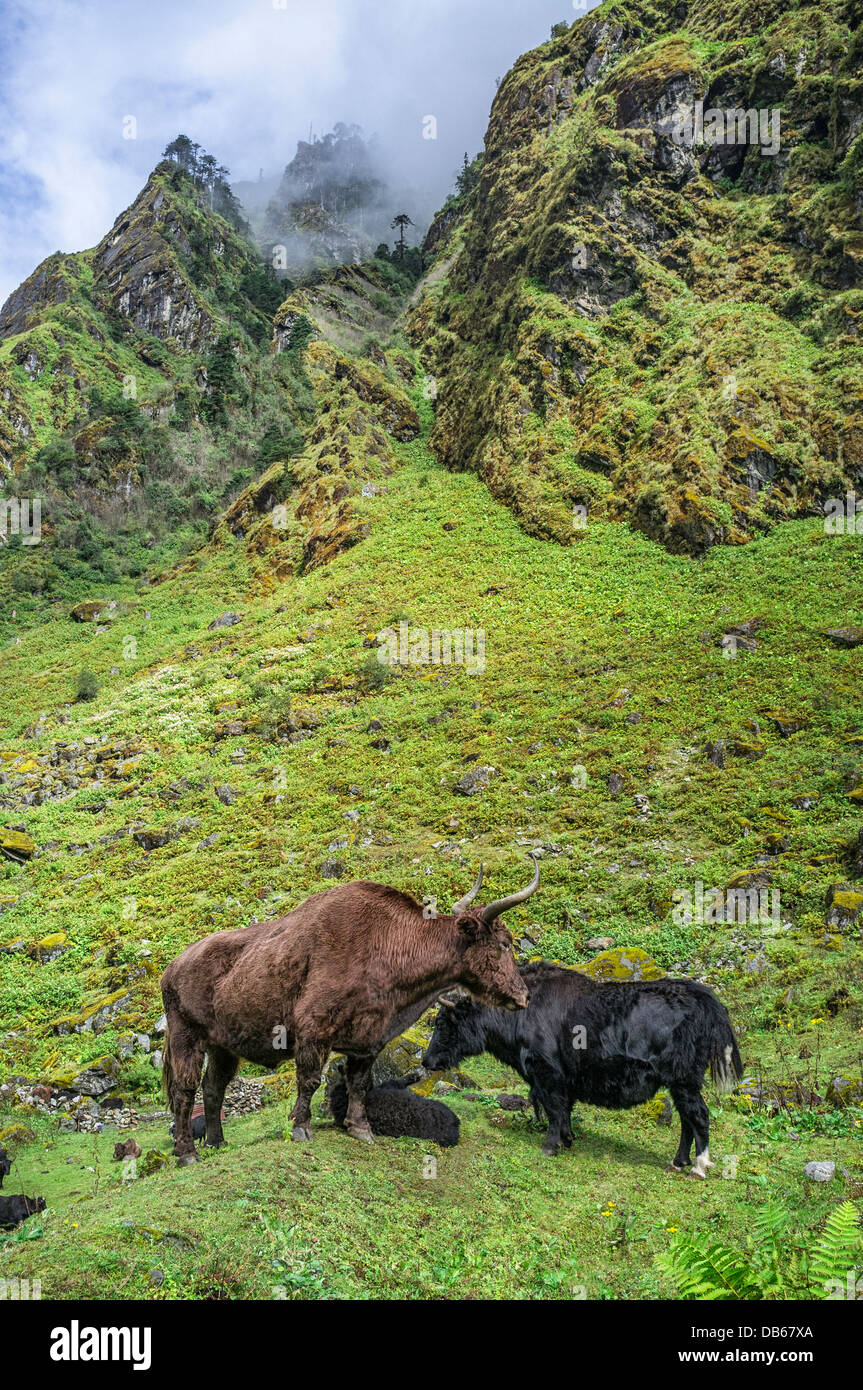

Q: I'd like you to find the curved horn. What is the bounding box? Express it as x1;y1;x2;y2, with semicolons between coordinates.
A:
451;863;484;915
480;853;540;924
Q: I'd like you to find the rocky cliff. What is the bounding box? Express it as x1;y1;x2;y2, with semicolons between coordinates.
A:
410;0;863;554
0;161;278;469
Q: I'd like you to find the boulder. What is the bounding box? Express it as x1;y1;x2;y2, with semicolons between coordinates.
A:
763;710;807;737
139;1149;170;1177
0;829;35;861
825;884;863;930
496;1093;531;1112
825;1075;863;1109
732;740;766;761
65;1059;120;1097
581;947;664;982
706;740;727;768
70;600;107;622
28;931;69;963
454;765;494;796
804;1161;835;1183
52;991;132;1036
824;627;863;649
133;819;199;852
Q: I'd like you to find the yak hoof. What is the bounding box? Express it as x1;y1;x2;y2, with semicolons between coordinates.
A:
345;1121;375;1144
688;1167;707;1180
177;1152;199;1167
291;1124;313;1143
540;1142;560;1157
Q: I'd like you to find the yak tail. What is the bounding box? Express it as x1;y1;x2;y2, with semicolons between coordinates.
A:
162;1024;174;1107
707;998;743;1093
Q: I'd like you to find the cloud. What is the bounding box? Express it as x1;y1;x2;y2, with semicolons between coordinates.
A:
0;0;595;304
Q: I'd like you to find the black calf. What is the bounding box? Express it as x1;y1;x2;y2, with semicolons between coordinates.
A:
169;1113;207;1142
423;963;742;1174
329;1078;459;1147
0;1145;11;1188
0;1195;46;1229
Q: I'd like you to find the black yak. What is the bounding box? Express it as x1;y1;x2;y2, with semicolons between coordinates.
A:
0;1194;46;1229
328;1075;459;1147
162;858;537;1162
422;962;742;1174
0;1145;11;1188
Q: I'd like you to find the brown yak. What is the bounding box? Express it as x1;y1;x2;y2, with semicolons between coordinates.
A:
161;857;538;1162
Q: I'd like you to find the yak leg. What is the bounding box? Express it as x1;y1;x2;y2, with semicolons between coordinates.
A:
166;1013;206;1166
290;1042;329;1142
526;1059;572;1157
201;1044;238;1148
342;1053;376;1144
670;1085;712;1175
687;1091;712;1178
539;1092;574;1157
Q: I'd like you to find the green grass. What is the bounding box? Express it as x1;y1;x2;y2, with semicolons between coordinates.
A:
2;1085;860;1301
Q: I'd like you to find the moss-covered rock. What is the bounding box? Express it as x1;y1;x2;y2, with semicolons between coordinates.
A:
825;884;863;930
0;829;35;860
70;600;108;622
50;991;133;1036
580;946;665;981
825;1075;863;1108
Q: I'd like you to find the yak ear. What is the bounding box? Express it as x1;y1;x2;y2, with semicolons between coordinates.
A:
457;914;492;941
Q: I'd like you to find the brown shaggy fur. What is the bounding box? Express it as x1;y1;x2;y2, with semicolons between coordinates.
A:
161;879;528;1160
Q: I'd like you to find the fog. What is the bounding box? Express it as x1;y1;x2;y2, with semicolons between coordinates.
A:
0;0;598;304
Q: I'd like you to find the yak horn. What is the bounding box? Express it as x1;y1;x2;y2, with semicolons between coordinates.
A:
480;852;540;924
436;995;458;1009
451;863;484;915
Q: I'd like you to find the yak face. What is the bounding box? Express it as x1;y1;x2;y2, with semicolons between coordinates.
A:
423;998;486;1072
455;914;528;1011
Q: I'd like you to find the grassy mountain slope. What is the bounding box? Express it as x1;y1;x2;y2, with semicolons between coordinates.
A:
1;357;862;1296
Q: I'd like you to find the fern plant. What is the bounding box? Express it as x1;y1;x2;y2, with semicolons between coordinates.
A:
656;1201;861;1300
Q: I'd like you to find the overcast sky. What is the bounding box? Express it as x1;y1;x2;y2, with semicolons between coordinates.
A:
0;0;598;306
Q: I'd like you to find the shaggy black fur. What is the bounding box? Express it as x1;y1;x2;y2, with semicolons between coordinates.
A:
0;1195;46;1229
329;1078;459;1147
423;962;742;1170
169;1114;207;1142
0;1145;11;1188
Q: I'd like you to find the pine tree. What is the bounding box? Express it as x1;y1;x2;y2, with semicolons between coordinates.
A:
391;213;414;261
